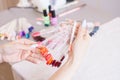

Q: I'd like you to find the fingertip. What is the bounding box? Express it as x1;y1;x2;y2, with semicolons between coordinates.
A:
26;56;41;64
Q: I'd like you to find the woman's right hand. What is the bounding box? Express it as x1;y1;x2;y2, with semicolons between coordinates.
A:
69;24;91;64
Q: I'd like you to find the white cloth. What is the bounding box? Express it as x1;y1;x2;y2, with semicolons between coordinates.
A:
73;17;120;80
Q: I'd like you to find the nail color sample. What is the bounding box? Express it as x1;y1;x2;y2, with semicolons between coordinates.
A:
21;31;25;36
52;60;56;66
60;56;65;62
43;9;50;26
25;33;30;38
57;62;61;67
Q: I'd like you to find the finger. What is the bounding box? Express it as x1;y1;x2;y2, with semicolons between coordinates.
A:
14;39;36;45
20;50;32;60
17;44;33;51
26;56;42;64
31;53;45;61
30;48;45;61
23;39;37;45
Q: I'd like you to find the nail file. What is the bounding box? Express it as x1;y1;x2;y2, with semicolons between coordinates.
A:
69;21;77;46
17;18;23;38
10;20;17;40
22;18;31;32
82;19;87;28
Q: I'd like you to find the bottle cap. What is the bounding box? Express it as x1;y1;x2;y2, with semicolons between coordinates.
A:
51;10;56;18
43;9;47;16
48;5;51;12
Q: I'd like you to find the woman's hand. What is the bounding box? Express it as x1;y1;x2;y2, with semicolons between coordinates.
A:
69;25;91;65
0;39;44;64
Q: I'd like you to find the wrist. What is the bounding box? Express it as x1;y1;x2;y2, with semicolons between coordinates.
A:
67;48;87;68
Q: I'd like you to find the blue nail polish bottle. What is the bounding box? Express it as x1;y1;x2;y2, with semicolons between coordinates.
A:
19;31;25;37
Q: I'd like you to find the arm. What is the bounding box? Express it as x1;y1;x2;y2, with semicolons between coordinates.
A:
49;27;90;80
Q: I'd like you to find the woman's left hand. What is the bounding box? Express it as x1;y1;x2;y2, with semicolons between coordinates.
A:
0;39;44;64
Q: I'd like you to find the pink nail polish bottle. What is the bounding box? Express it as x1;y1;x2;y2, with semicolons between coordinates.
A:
51;10;57;26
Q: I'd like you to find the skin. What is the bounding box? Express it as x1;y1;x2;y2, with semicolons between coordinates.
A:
0;39;44;64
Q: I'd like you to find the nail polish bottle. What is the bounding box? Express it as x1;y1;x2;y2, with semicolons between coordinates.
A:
19;31;25;38
41;31;62;46
48;5;52;19
43;9;50;26
51;10;57;26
